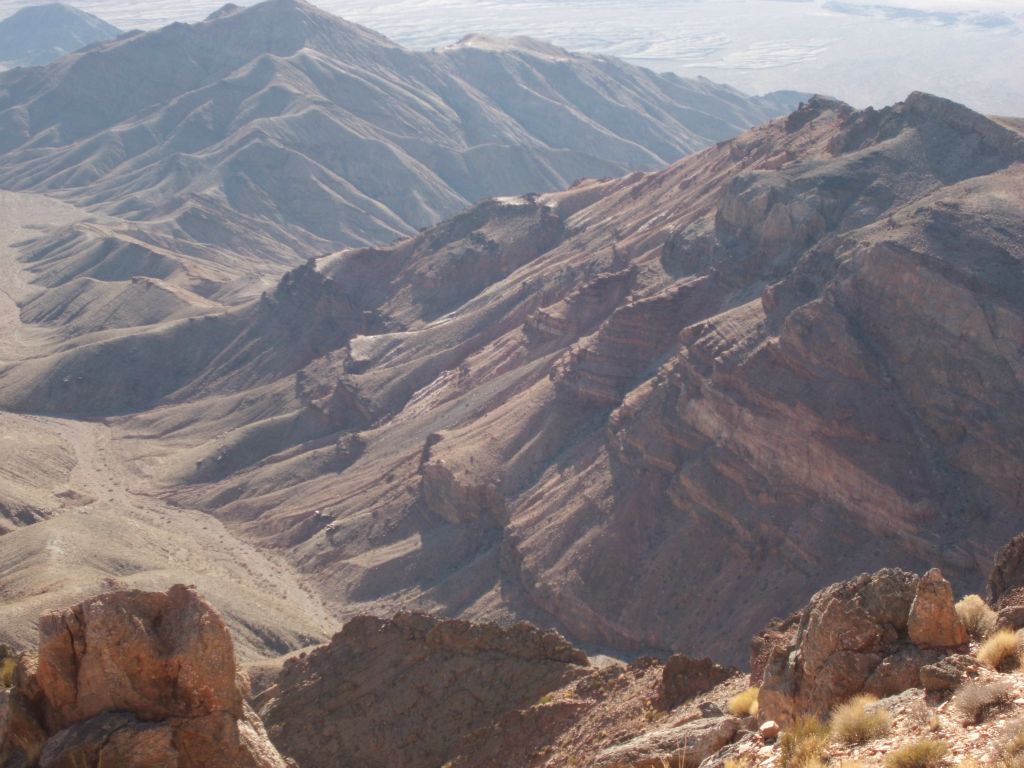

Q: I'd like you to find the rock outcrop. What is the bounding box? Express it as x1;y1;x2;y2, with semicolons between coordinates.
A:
758;568;968;722
0;586;287;768
662;655;738;709
988;534;1024;607
258;613;590;768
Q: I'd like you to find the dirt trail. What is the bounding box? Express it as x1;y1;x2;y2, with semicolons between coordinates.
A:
0;191;334;659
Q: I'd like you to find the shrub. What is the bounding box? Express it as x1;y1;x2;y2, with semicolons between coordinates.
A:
956;594;998;640
780;715;830;768
998;720;1024;768
728;687;760;717
976;628;1022;670
831;693;891;744
884;739;948;768
952;679;1013;724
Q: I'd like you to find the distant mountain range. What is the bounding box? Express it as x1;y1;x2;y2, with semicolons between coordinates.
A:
0;3;121;67
2;90;1020;665
0;0;802;308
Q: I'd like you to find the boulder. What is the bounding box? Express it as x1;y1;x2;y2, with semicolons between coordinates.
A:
907;569;969;648
36;584;242;731
758;568;964;723
591;716;741;768
919;654;983;693
0;585;288;768
662;654;736;708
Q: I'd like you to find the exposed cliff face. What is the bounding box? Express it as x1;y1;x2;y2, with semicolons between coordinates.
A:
3;93;1022;668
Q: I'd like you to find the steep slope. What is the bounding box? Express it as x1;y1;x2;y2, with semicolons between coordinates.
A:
3;93;1022;667
0;4;121;68
0;0;800;314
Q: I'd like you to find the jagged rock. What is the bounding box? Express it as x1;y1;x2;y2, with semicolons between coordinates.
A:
988;534;1024;606
591;715;741;768
259;613;590;768
907;569;968;649
0;586;288;768
919;654;983;693
758;568;963;722
750;614;800;685
662;655;737;708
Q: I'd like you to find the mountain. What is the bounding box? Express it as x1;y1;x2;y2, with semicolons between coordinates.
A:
0;0;801;312
0;3;121;68
1;91;1020;666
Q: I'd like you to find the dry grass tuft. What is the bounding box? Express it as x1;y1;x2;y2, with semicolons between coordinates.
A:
780;715;830;768
952;679;1013;724
831;693;891;744
728;687;760;717
997;720;1024;768
976;628;1022;670
884;739;948;768
956;594;998;641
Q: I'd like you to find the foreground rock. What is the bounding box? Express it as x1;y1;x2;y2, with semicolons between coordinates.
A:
758;568;968;722
259;613;591;768
591;715;741;768
0;585;287;768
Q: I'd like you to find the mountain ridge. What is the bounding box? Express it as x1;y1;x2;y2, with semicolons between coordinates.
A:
2;91;1019;665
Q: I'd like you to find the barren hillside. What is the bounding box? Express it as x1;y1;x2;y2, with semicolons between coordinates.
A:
2;91;1019;665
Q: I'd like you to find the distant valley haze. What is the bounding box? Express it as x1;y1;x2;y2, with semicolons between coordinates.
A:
0;0;1021;115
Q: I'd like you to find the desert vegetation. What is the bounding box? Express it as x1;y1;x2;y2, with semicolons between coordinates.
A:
884;739;949;768
977;629;1023;671
729;687;760;717
953;680;1014;724
831;694;892;744
956;595;998;641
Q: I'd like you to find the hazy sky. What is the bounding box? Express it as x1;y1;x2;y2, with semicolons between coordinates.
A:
0;0;1021;114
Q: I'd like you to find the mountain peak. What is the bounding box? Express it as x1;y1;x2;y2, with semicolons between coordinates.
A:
0;3;121;66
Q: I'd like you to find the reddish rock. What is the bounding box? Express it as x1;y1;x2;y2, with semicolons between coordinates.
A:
36;584;242;731
907;569;969;649
758;568;961;723
0;586;287;768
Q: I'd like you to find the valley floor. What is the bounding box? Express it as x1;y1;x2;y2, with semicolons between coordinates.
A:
0;191;333;659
